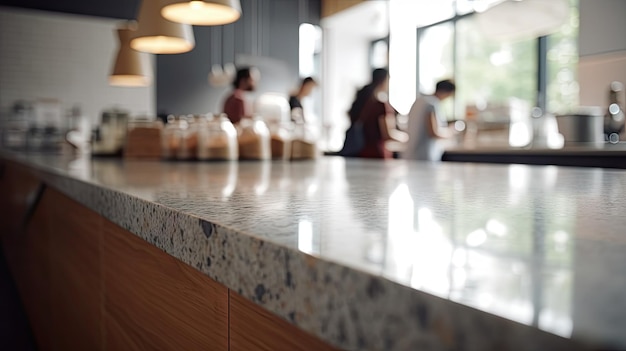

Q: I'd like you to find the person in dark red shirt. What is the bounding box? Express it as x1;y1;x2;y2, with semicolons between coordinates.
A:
223;68;257;124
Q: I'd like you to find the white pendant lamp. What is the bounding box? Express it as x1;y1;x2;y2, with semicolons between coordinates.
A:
208;27;236;87
161;0;242;26
209;62;236;86
131;0;195;54
110;27;151;87
475;0;569;41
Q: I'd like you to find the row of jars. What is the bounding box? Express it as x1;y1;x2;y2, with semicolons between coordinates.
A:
159;114;319;161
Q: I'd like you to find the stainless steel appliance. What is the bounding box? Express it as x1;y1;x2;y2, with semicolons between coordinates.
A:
556;107;604;148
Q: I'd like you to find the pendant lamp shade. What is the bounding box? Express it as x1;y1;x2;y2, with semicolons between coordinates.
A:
161;0;242;26
131;0;195;54
110;27;151;87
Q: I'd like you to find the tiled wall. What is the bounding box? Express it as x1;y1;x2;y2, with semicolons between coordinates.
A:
0;7;154;124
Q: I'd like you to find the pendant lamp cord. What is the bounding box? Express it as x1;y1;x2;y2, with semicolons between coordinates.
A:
211;25;221;66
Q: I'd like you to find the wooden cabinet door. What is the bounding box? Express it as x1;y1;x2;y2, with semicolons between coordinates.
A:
12;188;53;351
103;219;228;351
0;161;43;246
46;189;103;351
229;292;341;351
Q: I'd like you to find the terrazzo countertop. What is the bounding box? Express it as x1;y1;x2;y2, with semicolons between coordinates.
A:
2;151;626;351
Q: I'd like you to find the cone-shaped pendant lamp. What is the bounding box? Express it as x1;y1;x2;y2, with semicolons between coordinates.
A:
161;0;242;26
110;27;151;87
131;0;195;54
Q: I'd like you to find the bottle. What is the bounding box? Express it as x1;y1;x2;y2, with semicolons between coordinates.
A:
91;108;129;156
177;115;199;160
161;115;182;160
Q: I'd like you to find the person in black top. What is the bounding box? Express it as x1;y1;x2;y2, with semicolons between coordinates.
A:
289;77;317;123
347;68;389;124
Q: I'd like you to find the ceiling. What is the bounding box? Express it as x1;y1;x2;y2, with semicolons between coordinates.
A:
0;0;140;19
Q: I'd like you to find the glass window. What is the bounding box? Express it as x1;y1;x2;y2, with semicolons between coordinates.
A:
370;39;389;69
418;23;454;94
455;17;537;119
418;23;455;119
406;0;578;121
454;0;475;15
412;0;456;27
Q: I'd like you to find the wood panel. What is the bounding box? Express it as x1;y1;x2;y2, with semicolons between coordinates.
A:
2;160;340;351
46;189;103;351
229;291;341;351
13;188;53;351
0;161;42;243
102;219;228;351
321;0;364;18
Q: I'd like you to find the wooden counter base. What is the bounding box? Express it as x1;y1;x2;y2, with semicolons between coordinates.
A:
0;160;340;351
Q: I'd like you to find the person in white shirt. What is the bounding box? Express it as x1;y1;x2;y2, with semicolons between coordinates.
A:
402;80;456;161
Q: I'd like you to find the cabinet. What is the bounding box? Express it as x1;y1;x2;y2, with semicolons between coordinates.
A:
230;291;340;351
1;182;103;351
0;161;338;351
13;189;53;350
0;160;43;242
0;161;51;349
103;219;229;351
47;190;102;351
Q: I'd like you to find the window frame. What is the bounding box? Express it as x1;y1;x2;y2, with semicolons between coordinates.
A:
415;11;551;119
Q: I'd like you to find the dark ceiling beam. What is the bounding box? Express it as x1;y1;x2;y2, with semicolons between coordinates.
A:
0;0;141;20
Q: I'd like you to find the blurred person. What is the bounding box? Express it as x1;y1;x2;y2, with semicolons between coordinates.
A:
402;79;457;161
223;67;257;124
341;68;403;159
289;77;317;123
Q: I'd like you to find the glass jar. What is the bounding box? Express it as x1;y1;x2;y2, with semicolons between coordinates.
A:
2;119;28;150
125;117;163;159
268;120;293;160
237;116;271;160
2;103;30;150
177;115;199;160
161;115;184;160
92;108;129;156
290;122;319;160
198;114;238;161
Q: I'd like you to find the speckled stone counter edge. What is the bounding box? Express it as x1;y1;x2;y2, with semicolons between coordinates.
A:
3;155;586;351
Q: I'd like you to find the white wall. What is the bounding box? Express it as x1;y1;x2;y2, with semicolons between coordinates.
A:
578;0;626;107
579;51;626;107
0;7;154;124
579;0;626;57
321;1;388;151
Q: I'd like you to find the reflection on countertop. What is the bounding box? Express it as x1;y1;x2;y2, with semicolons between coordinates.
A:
3;151;626;350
